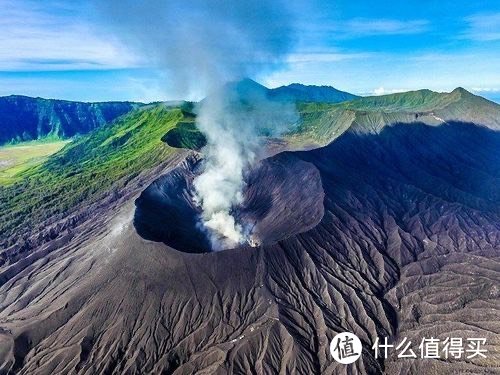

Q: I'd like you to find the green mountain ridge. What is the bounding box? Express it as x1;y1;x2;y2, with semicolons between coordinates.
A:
270;82;359;103
0;104;181;250
165;86;500;149
0;95;143;145
290;87;500;146
1;86;499;252
0;80;357;146
210;78;359;104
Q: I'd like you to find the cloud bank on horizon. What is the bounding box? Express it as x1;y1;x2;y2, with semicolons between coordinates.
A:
0;0;499;102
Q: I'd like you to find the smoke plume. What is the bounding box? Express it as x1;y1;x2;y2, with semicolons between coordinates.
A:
97;0;298;250
194;84;298;249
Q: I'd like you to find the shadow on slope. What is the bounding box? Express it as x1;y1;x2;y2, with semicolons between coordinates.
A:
131;120;500;372
3;121;500;374
301;121;500;217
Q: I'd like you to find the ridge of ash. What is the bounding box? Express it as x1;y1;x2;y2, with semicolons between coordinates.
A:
133;153;325;253
1;121;499;374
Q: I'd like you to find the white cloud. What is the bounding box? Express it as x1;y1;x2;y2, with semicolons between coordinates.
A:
371;87;411;96
470;87;500;92
286;52;372;63
342;18;429;37
462;13;500;41
263;48;500;97
299;18;430;40
0;1;141;71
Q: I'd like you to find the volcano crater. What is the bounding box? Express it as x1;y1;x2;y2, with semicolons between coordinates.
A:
133;152;325;253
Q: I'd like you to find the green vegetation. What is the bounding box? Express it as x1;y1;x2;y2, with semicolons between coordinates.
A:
342;89;450;112
162;102;354;151
160;89;493;151
0;140;70;185
0;105;183;247
291;87;500;145
162;121;207;151
288;104;355;147
2;87;498;249
0;95;141;145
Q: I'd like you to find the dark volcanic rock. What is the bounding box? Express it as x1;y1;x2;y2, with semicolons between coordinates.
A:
0;121;499;374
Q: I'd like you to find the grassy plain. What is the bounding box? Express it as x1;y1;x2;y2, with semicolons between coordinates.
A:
0;140;70;185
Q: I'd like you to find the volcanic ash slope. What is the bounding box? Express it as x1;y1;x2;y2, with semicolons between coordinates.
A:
0;90;500;374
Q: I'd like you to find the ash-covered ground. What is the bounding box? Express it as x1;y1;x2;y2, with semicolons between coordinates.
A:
0;121;499;374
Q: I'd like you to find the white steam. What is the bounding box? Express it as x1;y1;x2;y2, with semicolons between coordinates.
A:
95;0;298;250
193;85;297;249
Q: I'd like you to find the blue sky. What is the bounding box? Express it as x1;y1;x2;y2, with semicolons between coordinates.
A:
0;0;499;102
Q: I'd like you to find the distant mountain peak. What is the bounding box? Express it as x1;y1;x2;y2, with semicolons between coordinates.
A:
452;86;468;93
283;82;347;90
269;81;359;103
450;87;474;98
226;78;266;91
208;78;358;104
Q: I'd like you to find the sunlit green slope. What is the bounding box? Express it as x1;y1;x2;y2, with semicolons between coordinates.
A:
0;105;184;248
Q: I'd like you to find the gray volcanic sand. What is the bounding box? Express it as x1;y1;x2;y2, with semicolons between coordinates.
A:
0;122;499;374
